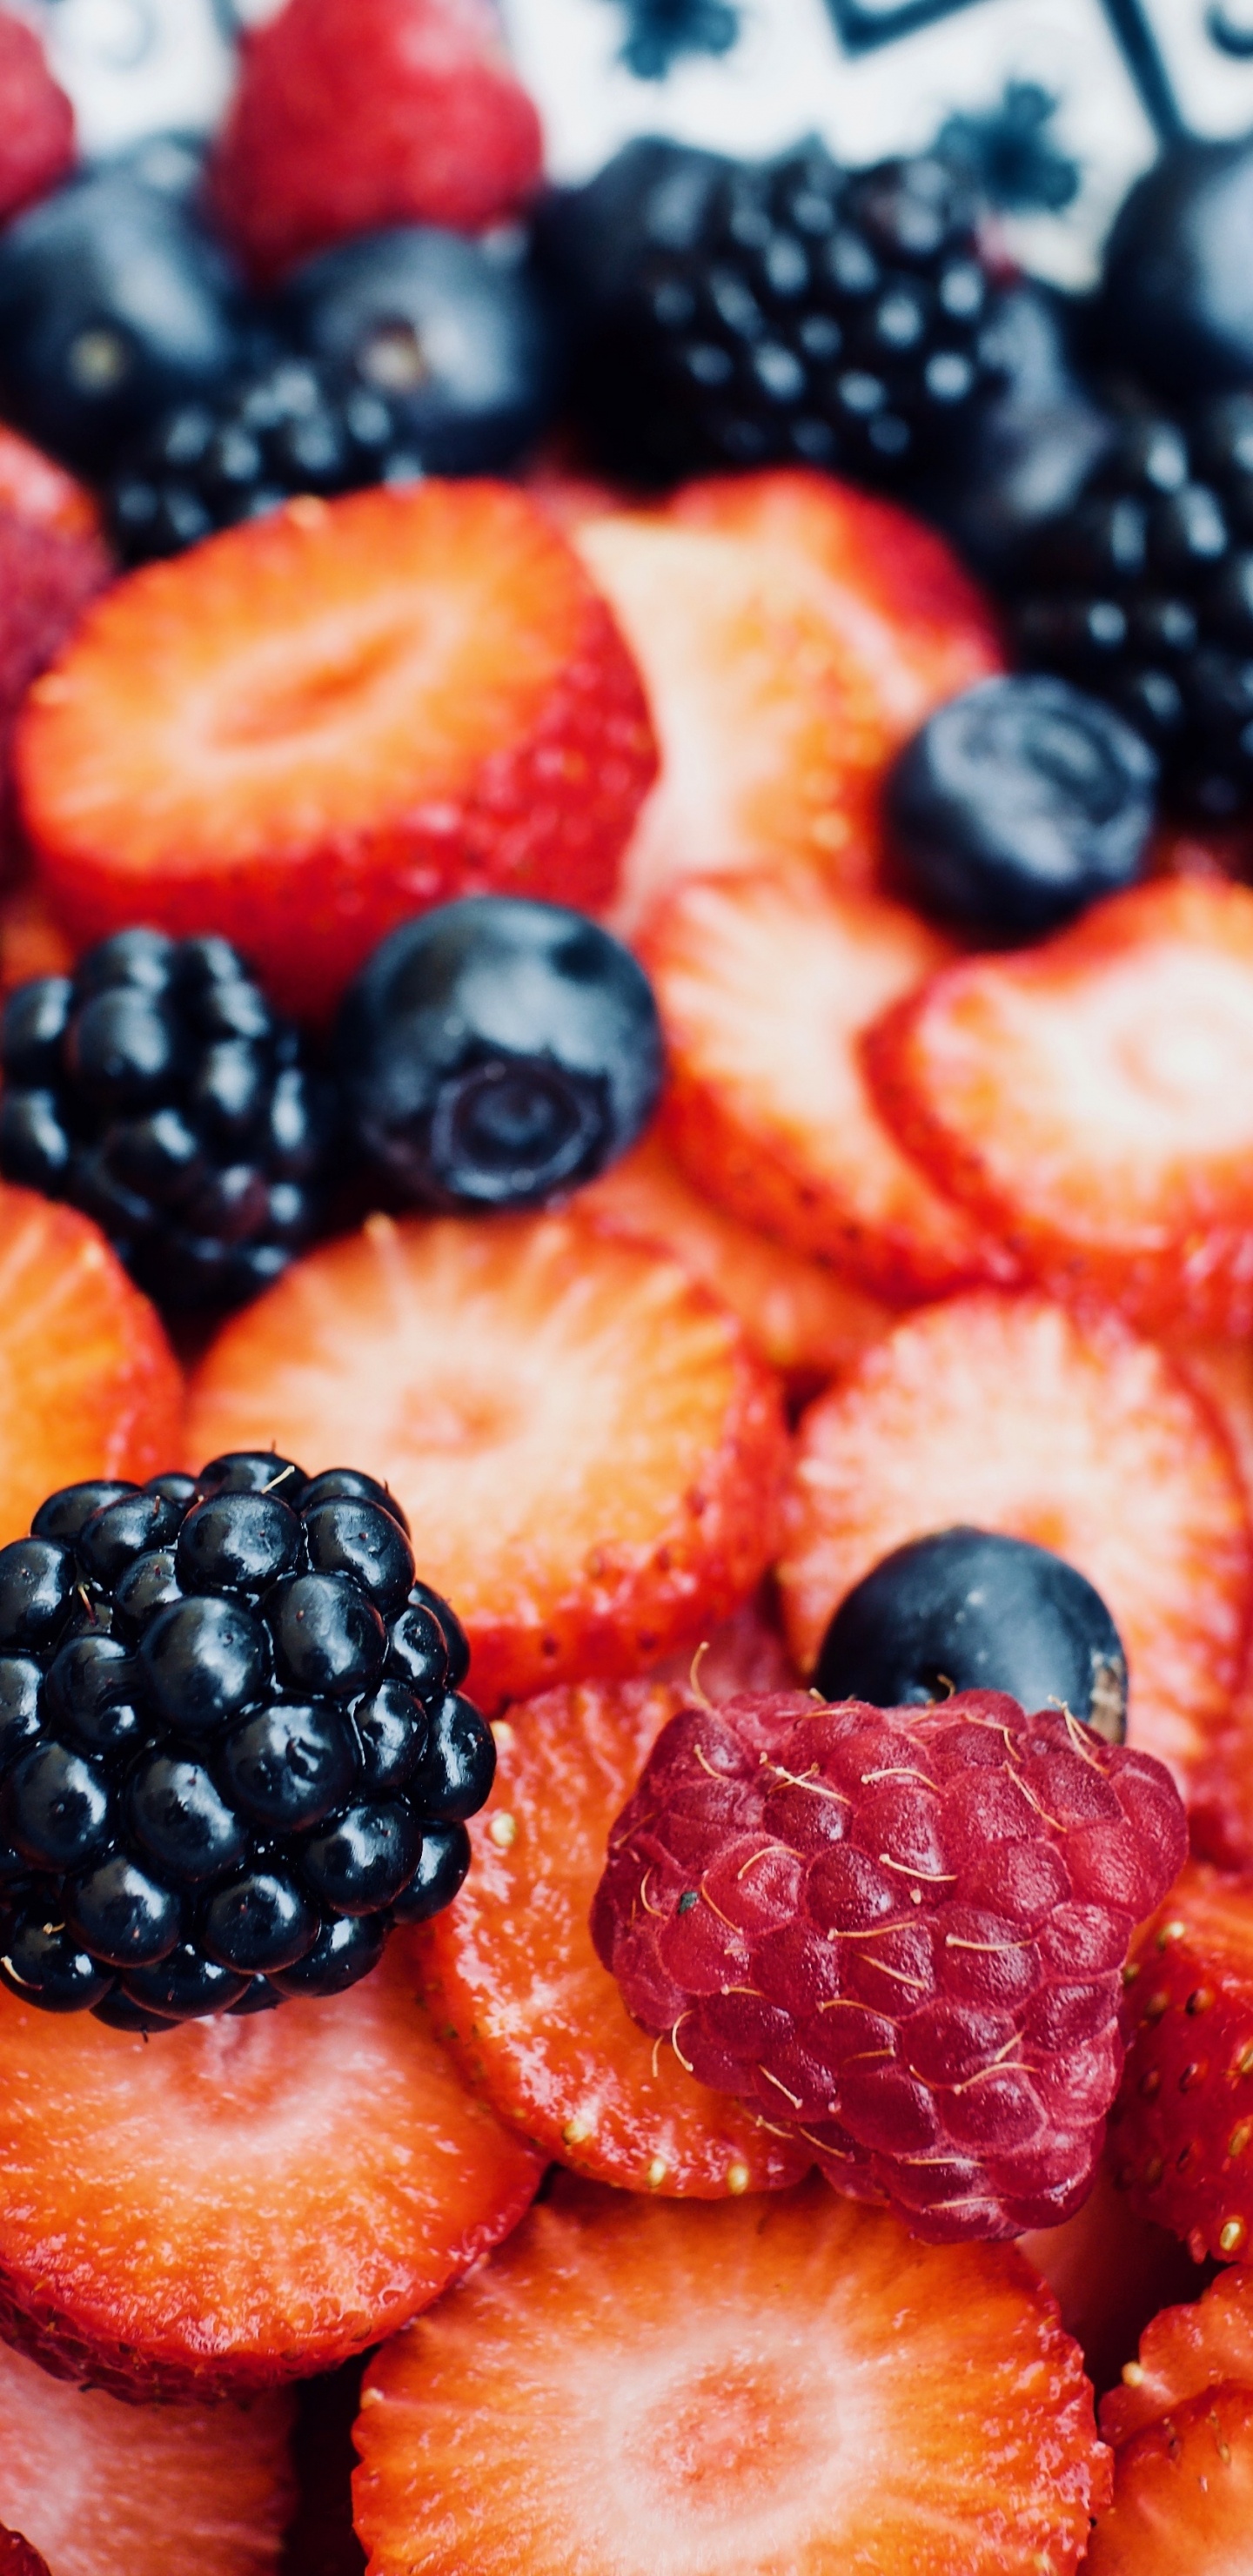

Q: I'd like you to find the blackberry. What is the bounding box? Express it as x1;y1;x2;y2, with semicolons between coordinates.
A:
0;928;332;1309
106;354;424;567
541;135;1002;489
0;1454;491;2025
1008;392;1253;820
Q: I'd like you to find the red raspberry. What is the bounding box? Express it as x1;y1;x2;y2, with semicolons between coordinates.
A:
593;1687;1186;2241
0;509;111;845
0;13;74;224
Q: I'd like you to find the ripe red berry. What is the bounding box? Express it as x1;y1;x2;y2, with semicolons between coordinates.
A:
593;1687;1186;2240
0;13;74;225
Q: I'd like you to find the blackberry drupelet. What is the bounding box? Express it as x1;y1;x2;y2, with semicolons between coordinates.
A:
542;134;1002;488
0;928;332;1309
1008;392;1253;820
107;354;425;565
0;1454;492;2025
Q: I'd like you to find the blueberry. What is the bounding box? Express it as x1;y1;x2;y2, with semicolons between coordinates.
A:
277;225;560;475
813;1526;1127;1743
337;897;663;1210
0;164;254;469
220;1699;357;1831
128;1751;249;1884
0;1915;113;2012
392;1821;472;1923
7;1741;112;1869
303;1499;414;1613
200;1867;318;1974
140;1594;270;1736
269;1910;387;1999
44;1632;145;1754
123;1942;249;2021
300;1469;409;1533
68;1854;181;1967
351;1680;427;1795
177;1493;304;1597
0;1538;77;1650
885;675;1157;939
300;1800;422;1912
77;1489;183;1585
1096;136;1253;403
268;1573;387;1700
409;1694;496;1822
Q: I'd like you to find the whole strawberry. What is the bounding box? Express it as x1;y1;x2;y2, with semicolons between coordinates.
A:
592;1687;1186;2240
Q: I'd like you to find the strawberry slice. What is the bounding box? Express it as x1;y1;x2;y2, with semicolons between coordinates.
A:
0;875;72;996
418;1673;810;2197
0;2331;293;2576
185;1208;788;1710
577;1131;894;1395
778;1290;1251;1794
0;1184;181;1543
1166;1337;1253;1864
1113;1860;1253;2267
1103;2264;1253;2445
644;866;1010;1302
17;481;657;1021
868;877;1253;1337
667;467;1002;752
0;1926;541;2395
352;2173;1109;2574
1020;2164;1199;2403
574;513;890;929
1085;2382;1253;2574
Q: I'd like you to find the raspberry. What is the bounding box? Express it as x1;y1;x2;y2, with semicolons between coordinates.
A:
0;13;74;226
593;1686;1186;2240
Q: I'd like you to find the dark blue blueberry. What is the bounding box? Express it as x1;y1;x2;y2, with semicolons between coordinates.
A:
409;1694;495;1822
0;976;71;1086
1096;136;1253;404
128;1750;249;1884
886;676;1157;939
44;1632;145;1754
405;1580;469;1690
813;1525;1127;1743
32;1484;137;1545
337;897;663;1211
7;1741;112;1869
0;1914;114;2012
268;1573;387;1700
68;1853;181;1966
123;1942;249;2021
302;1499;413;1613
392;1821;472;1923
77;1489;184;1585
300;1800;421;1912
0;1538;77;1650
177;1492;304;1597
140;1594;270;1736
300;1469;409;1533
195;1452;306;1505
220;1699;356;1832
113;1546;184;1633
269;1909;387;1999
200;1866;318;1974
0;1659;42;1774
351;1680;427;1795
277;225;559;475
0;164;254;470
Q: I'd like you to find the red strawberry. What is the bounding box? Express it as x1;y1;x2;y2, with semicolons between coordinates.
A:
868;876;1253;1337
0;1185;182;1545
1020;2163;1199;2401
578;1130;895;1396
0;13;74;225
0;1925;540;2396
593;1686;1185;2240
1111;1860;1253;2266
352;2173;1109;2574
1164;1336;1253;1864
1085;2381;1253;2574
1102;2262;1253;2445
418;1673;811;2196
208;0;542;282
644;865;1012;1303
0;2332;292;2576
778;1290;1252;1794
185;1209;789;1711
0;877;72;999
574;513;892;929
0;507;111;848
17;481;656;1021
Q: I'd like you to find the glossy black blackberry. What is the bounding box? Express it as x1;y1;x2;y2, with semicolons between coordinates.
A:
541;134;1002;488
106;353;425;565
0;929;332;1308
0;1455;492;2023
1008;392;1253;821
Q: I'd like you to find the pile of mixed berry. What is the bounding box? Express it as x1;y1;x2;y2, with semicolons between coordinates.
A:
3;3;1253;2571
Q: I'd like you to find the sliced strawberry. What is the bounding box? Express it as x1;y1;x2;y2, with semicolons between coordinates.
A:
777;1290;1251;1794
0;1926;540;2396
1102;2264;1253;2445
578;1130;894;1394
1165;1337;1253;1864
1085;2381;1253;2573
0;2332;293;2576
574;513;890;929
644;866;1010;1302
17;481;656;1021
0;875;72;997
0;1184;182;1544
1112;1860;1253;2266
185;1208;788;1710
352;2173;1109;2574
868;877;1253;1336
418;1673;809;2197
667;467;1002;750
1020;2163;1199;2401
